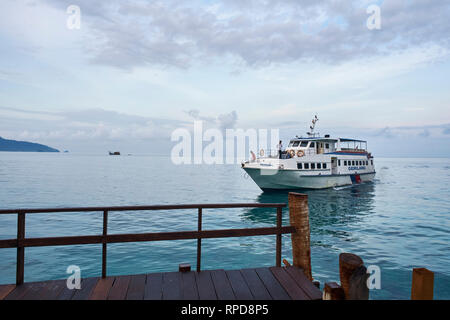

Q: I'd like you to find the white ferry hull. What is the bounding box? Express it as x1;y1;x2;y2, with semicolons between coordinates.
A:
244;168;375;190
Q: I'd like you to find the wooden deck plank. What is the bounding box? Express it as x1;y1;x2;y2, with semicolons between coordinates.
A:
107;275;131;300
284;266;322;300
269;267;309;300
210;269;235;300
226;270;253;300
37;280;67;300
72;277;99;300
181;271;199;300
240;269;272;300
144;273;163;300
126;274;146;300
4;283;33;300
255;268;290;300
162;272;182;300
0;285;16;300
57;282;78;300
89;277;115;300
195;271;217;300
20;281;49;300
0;267;320;301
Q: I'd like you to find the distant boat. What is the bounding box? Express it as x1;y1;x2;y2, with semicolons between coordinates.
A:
109;151;120;155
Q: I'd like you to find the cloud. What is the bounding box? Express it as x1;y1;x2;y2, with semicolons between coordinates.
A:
39;0;450;70
185;109;238;131
217;110;238;130
0;107;184;143
375;126;395;138
370;124;450;139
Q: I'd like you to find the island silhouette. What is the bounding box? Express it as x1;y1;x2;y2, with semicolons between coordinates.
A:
0;136;59;152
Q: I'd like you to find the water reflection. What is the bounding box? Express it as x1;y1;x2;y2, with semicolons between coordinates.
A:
240;182;376;239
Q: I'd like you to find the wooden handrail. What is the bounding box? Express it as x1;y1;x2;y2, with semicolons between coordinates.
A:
0;203;286;214
0;203;292;285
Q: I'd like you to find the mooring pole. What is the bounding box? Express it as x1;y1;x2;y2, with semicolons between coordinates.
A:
323;282;345;300
411;268;434;300
288;192;312;280
339;252;369;300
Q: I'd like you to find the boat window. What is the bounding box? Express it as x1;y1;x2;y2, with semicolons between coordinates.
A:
309;142;315;148
352;160;355;166
360;161;362;165
311;163;316;169
300;141;308;147
317;163;322;169
338;160;341;166
371;160;373;165
325;143;330;149
292;141;300;147
366;160;368;165
297;162;302;170
304;163;309;169
288;141;294;147
344;160;347;166
323;163;327;169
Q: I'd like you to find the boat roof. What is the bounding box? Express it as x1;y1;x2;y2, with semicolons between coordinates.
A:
290;137;367;143
291;137;337;141
339;138;367;143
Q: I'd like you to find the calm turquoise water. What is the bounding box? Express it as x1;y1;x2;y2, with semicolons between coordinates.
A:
0;153;449;299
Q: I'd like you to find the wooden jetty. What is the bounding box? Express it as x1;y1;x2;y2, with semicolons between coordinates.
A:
0;266;322;300
0;193;323;300
0;192;436;300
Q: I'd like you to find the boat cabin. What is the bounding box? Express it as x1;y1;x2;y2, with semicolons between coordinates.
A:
286;137;368;156
287;137;337;155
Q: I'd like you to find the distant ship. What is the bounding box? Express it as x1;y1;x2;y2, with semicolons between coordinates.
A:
241;116;376;190
109;151;120;155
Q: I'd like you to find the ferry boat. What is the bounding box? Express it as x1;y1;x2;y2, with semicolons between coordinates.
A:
242;116;376;190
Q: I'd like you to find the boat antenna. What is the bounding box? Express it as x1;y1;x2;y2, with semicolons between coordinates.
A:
307;115;319;137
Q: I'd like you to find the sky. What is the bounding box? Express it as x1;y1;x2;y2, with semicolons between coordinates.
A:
0;0;449;156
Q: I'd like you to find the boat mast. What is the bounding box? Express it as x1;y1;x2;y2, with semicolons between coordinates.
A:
306;115;319;138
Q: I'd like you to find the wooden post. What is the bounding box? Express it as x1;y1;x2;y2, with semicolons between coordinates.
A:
197;208;202;272
339;253;364;299
348;265;369;300
282;259;291;267
16;212;26;285
323;282;345;300
313;281;320;289
102;210;108;278
276;207;282;267
179;263;191;272
288;193;312;280
411;268;434;300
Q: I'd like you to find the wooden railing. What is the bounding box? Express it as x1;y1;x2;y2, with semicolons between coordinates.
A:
0;203;294;285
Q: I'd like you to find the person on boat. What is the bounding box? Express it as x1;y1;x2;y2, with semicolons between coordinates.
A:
277;140;283;159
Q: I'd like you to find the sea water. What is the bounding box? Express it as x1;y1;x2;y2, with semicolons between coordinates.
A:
0;153;449;299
